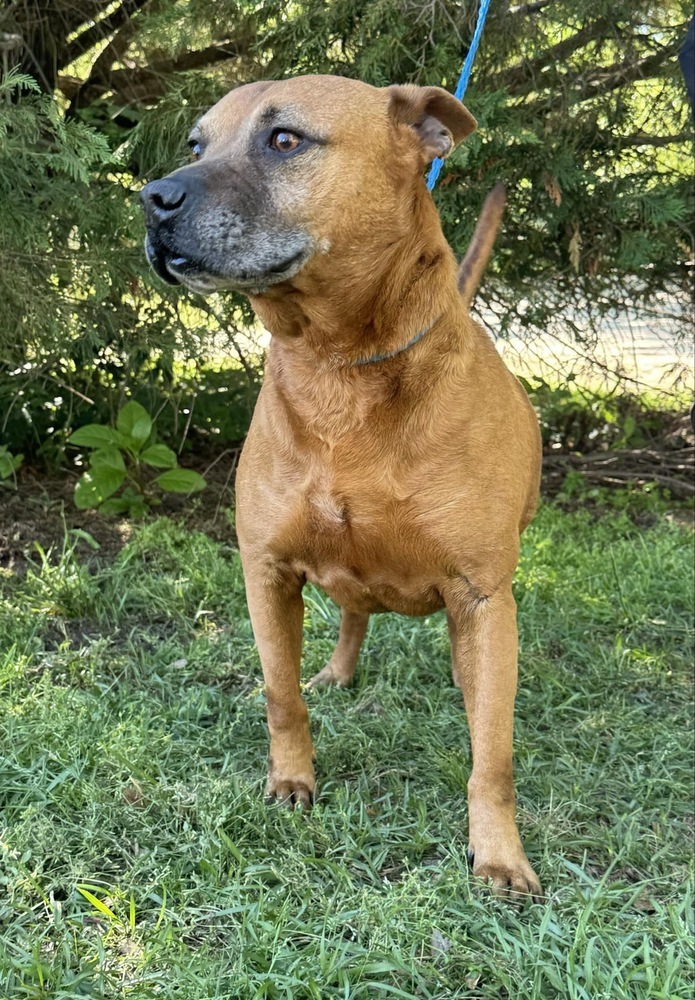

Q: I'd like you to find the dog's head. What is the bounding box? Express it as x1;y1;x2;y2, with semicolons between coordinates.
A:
141;75;475;296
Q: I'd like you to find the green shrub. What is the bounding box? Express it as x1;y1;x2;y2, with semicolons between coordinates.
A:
69;402;206;517
0;445;22;485
523;378;678;453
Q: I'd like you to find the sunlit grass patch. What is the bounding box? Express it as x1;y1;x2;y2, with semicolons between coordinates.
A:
0;501;692;998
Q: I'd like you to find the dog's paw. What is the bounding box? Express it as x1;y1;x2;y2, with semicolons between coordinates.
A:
467;846;543;903
306;662;352;689
265;773;314;810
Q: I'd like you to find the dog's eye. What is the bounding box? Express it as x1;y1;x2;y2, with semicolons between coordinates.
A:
269;130;303;154
188;140;201;160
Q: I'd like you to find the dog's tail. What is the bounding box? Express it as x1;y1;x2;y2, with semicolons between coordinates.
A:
457;182;506;310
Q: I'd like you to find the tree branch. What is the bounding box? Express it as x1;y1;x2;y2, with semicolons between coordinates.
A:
615;132;695;147
13;0;114;91
580;41;681;91
489;19;612;93
508;1;552;14
63;36;255;107
60;0;152;69
66;0;159;114
524;39;682;112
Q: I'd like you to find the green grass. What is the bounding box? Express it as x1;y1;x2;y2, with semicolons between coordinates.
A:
0;502;693;998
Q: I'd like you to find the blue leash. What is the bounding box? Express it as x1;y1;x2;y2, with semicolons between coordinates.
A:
426;0;492;191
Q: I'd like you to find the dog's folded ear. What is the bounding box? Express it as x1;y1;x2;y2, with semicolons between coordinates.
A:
388;84;476;164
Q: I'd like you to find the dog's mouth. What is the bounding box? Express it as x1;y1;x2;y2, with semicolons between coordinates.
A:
144;236;312;295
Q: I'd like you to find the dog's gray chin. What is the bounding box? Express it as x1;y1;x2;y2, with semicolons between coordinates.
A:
169;245;314;297
172;271;230;295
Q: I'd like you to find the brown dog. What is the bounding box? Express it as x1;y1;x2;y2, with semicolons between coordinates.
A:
141;75;542;900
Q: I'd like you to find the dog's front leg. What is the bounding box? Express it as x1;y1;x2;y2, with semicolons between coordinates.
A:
445;582;541;901
243;563;315;808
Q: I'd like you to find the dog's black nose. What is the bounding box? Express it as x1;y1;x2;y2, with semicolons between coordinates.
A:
140;177;187;222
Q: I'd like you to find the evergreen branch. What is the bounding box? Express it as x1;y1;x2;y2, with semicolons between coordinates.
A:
615;132;695;148
579;40;681;92
489;19;611;93
66;0;158;114
89;0;158;83
195;301;256;381
72;36;256;106
11;0;111;40
61;0;152;69
524;39;682;111
507;1;552;14
0;32;53;92
14;0;116;91
122;38;254;79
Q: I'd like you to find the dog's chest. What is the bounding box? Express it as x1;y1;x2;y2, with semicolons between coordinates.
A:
287;480;444;616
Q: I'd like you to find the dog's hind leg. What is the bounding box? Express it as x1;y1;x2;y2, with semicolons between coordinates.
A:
308;609;368;688
447;611;461;689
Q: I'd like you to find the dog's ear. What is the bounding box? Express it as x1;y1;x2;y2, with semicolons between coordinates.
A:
387;84;476;163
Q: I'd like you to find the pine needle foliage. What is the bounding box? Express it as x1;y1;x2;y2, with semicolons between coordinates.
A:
0;0;692;461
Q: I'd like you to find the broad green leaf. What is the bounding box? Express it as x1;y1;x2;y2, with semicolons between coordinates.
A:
127;498;149;519
129;420;152;451
154;468;206;494
0;448;20;479
100;485;148;518
68;424;120;449
90;467;126;499
74;473;103;509
98;497;132;515
140;444;177;469
117;401;152;449
74;467;125;509
90;447;125;473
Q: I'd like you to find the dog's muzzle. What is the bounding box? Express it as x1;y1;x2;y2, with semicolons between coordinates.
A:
140;174;314;295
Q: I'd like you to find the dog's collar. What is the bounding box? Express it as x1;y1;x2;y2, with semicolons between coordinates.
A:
350;314;442;367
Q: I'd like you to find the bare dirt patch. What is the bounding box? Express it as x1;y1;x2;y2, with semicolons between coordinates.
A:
0;451;239;575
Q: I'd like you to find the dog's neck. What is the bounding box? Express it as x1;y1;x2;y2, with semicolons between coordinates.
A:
249;191;463;368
